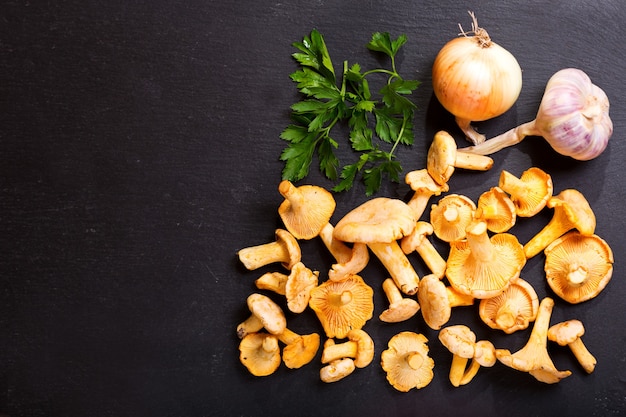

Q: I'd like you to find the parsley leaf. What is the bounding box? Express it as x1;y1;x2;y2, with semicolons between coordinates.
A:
280;30;420;195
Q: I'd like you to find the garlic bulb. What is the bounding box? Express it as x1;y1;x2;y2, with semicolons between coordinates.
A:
463;68;612;160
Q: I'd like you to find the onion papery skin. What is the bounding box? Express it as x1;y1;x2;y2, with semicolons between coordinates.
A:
432;36;523;123
535;68;612;161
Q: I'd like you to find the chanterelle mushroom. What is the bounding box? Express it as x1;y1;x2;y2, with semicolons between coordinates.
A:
459;340;497;386
321;329;375;368
446;220;526;299
523;189;596;259
236;293;287;339
418;274;473;330
379;278;420;323
239;332;281;377
404;168;449;219
255;262;319;313
320;357;355;383
278;328;321;369
401;221;447;279
496;297;572;384
498;167;553;217
328;242;369;282
334;198;420;295
479;277;539;334
238;229;301;270
430;194;476;243
381;331;434;392
438;325;477;387
548;319;596;373
544;231;614;304
308;274;374;339
427;130;494;185
475;187;517;233
278;180;336;240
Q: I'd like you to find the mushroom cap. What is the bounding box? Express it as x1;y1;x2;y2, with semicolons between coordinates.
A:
400;221;434;254
430;194;476;242
320;358;356;383
308;274;374;339
274;229;303;270
427;131;457;185
547;189;596;235
405;168;450;194
499;168;553;217
333;197;416;244
381;331;434;392
438;325;476;359
474;340;497;367
479;277;539;334
239;333;281;377
475;187;516;233
547;319;585;346
379;298;420;323
246;293;287;335
281;332;321;369
446;221;526;299
544;231;613;304
278;181;336;240
417;274;452;330
347;329;375;368
285;262;319;313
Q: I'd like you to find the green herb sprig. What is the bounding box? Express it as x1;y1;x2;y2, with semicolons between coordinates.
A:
279;30;420;196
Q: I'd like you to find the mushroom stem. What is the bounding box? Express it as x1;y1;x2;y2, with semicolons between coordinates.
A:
454;150;494;171
406;351;424;370
278;180;305;211
523;218;572;259
567;264;588;285
495;303;517;330
449;354;470;387
255;272;288;295
237;314;264;339
466;221;494;262
329;242;369;282
319;223;353;264
459;359;481;386
277;328;301;345
382;278;404;304
238;229;301;270
499;170;528;197
407;193;432;220
321;341;358;364
329;290;353;307
569;338;597;374
368;241;420;295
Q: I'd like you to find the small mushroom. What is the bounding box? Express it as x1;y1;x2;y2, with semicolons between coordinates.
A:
430;194;476;242
278;328;321;369
475;187;517;233
239;332;281;376
238;229;301;270
379;278;420;323
544;231;614;304
380;331;435;392
401;221;447;279
321;329;375;368
236;293;287;339
498;167;553;217
277;180;336;240
328;242;370;282
404;168;449;219
320;357;356;383
548;319;596;373
308;274;374;339
418;274;473;330
438;325;477;387
523;189;596;259
334;198;420;295
479;277;539;334
427;130;494;186
458;340;497;386
255;262;319;313
496;297;572;384
446;220;526;299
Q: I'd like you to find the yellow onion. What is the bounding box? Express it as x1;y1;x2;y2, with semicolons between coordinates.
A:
432;12;522;145
463;68;612;161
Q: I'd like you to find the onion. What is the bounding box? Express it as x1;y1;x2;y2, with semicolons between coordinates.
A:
432;12;523;145
463;68;612;161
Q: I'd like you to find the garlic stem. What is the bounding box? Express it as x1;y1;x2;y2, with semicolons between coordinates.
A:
463;120;539;155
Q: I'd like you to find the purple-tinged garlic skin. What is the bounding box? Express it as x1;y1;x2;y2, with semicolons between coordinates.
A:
535;68;613;160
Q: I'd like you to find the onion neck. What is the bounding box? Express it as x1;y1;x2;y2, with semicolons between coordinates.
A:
461;120;540;155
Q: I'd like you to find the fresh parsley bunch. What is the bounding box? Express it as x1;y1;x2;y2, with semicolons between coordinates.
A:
280;30;420;195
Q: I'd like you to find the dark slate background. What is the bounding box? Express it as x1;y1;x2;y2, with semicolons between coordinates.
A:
1;1;625;416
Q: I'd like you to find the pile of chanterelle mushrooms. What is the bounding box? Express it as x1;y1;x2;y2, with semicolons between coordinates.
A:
235;130;614;391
